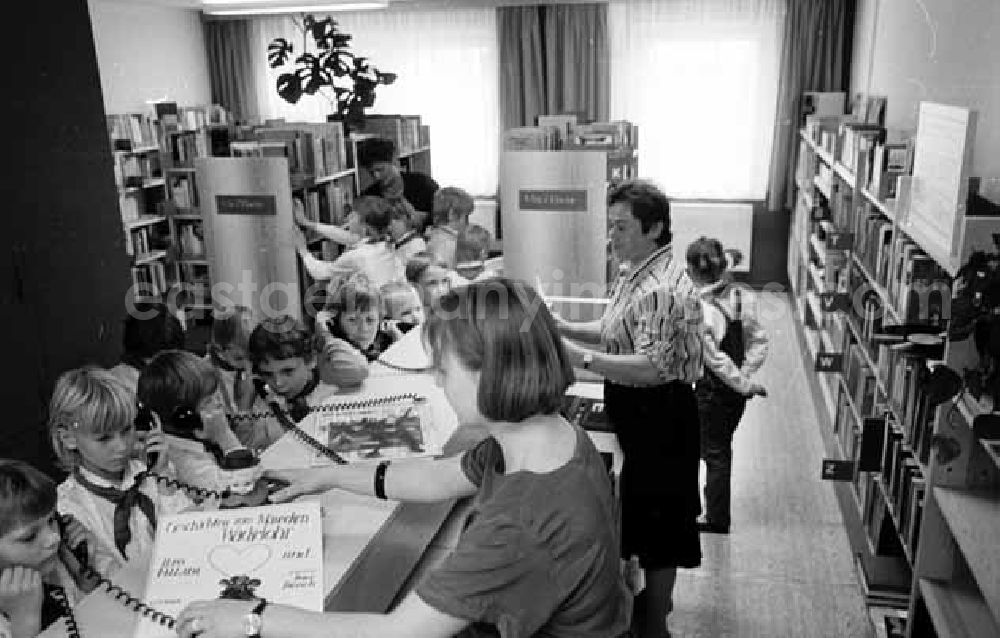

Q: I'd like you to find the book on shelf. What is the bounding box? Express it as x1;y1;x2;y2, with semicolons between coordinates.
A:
135;502;324;638
169;174;198;210
107;113;158;150
503;126;560;151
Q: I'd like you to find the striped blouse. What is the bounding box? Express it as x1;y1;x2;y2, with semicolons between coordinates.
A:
600;244;704;386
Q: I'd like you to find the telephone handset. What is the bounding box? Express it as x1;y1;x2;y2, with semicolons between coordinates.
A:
133;400;160;469
55;514;177;636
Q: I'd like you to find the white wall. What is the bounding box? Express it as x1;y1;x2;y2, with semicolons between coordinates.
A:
88;0;212;114
851;0;1000;176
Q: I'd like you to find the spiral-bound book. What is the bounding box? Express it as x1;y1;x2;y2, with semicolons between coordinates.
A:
310;394;434;466
135;502;324;638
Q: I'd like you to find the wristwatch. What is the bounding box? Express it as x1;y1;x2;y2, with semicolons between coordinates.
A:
582;352;594;370
242;598;267;638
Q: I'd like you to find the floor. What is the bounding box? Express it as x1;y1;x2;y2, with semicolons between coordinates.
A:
668;293;873;637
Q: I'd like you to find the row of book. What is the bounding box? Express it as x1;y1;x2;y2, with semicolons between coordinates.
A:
298;181;354;227
168;174;198;210
149;101;229;132
503;120;638;152
357;115;428;156
126;226;168;258
164;129;212;167
107;113;159;151
131;262;169;297
234;121;350;182
113;153;161;190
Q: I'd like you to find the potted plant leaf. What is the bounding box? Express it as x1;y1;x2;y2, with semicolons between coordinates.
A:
267;15;397;128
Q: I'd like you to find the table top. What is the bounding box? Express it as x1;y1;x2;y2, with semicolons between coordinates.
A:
41;338;474;637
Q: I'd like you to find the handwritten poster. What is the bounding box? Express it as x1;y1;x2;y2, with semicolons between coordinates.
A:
311;396;434;466
136;502;324;638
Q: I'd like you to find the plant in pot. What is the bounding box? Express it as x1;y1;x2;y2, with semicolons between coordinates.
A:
267;15;397;129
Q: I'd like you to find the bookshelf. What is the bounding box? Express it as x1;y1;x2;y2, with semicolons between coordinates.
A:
789;100;1000;637
107;112;173;304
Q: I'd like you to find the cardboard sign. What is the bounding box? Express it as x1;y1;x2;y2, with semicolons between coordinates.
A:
819;292;850;312
815;352;843;372
518;189;588;212
216;194;278;216
821;459;855;481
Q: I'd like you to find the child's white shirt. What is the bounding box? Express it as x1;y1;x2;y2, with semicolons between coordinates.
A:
164;434;260;494
56;460;193;577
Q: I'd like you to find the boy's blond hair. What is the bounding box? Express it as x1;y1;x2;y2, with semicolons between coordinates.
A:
47;366;136;471
432;187;474;226
380;281;422;321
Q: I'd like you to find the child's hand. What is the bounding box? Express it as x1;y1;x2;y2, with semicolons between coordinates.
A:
0;566;44;636
144;429;170;473
293;198;314;231
56;516;99;592
746;382;767;398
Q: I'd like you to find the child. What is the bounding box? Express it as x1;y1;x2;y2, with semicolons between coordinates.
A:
686;237;769;535
107;302;185;396
247;315;345;423
318;279;400;362
405;251;456;315
294;196;403;294
425;186;474;268
0;459;97;638
387;197;427;265
380;281;425;332
137;350;263;501
454;222;497;282
48;367;193;576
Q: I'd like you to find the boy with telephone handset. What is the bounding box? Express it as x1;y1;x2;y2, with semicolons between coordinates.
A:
0;459;98;638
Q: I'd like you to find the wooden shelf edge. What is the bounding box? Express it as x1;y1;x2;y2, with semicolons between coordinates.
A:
918;577;999;638
124;215;166;230
931;486;1000;618
134;250;168;266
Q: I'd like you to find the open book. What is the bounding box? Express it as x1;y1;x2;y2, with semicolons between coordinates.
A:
311;394;435;466
136;502;324;638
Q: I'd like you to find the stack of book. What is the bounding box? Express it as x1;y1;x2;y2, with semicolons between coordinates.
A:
565;121;637;150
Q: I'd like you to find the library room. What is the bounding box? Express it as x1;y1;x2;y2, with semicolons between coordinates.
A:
4;0;999;637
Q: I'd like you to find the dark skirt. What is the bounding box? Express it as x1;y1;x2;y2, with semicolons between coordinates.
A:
605;380;702;570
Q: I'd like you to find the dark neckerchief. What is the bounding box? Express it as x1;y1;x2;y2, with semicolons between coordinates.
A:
394;231;419;249
72;468;156;559
209;349;240;373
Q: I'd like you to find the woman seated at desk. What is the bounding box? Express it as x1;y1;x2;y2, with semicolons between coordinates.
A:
175;278;631;638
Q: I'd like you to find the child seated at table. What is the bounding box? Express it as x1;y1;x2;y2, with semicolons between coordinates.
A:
0;459;98;638
206;307;283;453
48;367;194;576
454;223;497;282
317;279;401;364
247;315;344;423
426;186;474;268
137;350;264;504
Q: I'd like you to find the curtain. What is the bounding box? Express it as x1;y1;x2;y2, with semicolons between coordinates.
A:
204;19;260;125
765;0;854;212
499;3;609;130
249;7;499;197
609;0;786;200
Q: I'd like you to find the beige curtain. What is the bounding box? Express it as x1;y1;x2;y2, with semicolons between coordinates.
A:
766;0;855;212
499;3;609;130
204;19;260;125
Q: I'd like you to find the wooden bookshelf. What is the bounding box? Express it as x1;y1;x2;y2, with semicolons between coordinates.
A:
791;103;1000;637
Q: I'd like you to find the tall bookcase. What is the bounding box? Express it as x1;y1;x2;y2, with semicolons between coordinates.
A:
789;100;1000;637
107;113;173;305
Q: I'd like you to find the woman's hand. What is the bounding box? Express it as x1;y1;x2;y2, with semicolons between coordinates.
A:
0;566;43;638
263;468;338;503
175;599;256;638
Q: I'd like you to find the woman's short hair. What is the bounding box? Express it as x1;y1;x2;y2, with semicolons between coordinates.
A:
422;278;574;422
137;350;219;425
357;137;396;168
405;251;450;285
327;279;381;316
0;459;57;536
47;366;136;471
432;187;474;226
607;180;672;246
248;315;317;367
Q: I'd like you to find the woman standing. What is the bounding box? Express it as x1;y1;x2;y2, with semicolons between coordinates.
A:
174;278;631;638
556;180;704;638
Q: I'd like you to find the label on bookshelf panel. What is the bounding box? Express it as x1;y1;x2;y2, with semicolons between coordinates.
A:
815;352;843;372
821;459;855;481
216;195;277;216
518;189;588;212
825;232;854;250
819;292;850;312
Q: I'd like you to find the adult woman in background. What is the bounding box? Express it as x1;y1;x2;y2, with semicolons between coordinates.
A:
174;278;631;638
555;180;704;638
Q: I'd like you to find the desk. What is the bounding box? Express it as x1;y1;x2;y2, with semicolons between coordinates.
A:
41;339;482;637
